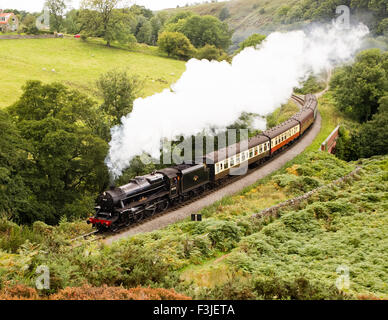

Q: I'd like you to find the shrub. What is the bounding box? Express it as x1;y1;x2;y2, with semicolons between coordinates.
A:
0;283;191;300
0;284;40;300
208;221;241;252
195;44;229;62
236;33;266;54
50;284;191;300
197;275;257;300
158;31;196;60
281;210;320;233
253;276;348;300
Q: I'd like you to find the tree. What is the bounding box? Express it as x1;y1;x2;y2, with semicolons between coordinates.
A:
164;14;232;50
97;70;143;125
8;81;110;224
165;11;193;25
330;49;388;122
81;0;122;46
0;110;39;224
195;44;228;61
150;15;162;45
158;31;196;60
336;96;388;161
236;33;266;53
377;18;388;35
134;16;152;44
46;0;67;32
129;4;153;19
22;14;40;35
357;96;388;158
219;7;230;21
64;9;82;34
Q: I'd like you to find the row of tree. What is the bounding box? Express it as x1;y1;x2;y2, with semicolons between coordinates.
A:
158;31;266;61
13;1;232;52
330;49;388;160
0;71;142;225
275;0;387;35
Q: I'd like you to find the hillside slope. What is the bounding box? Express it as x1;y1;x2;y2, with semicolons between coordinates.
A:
0;38;186;108
165;0;388;50
166;0;302;47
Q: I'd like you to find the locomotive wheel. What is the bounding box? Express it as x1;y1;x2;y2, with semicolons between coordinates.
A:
133;211;144;223
158;200;169;212
145;205;156;217
111;224;119;233
123;215;131;227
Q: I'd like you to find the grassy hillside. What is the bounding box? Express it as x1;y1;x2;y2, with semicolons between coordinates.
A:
0;38;186;108
166;0;305;48
181;154;388;299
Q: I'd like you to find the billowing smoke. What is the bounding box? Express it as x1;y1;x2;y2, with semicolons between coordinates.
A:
106;23;369;178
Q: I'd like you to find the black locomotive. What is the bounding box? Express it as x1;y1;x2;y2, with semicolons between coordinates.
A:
88;163;210;231
88;94;318;232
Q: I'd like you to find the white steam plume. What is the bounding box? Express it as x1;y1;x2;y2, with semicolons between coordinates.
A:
106;23;369;178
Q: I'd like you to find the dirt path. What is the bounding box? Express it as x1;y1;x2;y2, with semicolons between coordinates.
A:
104;111;322;245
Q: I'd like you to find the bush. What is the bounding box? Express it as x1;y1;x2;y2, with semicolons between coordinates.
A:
273;174;321;193
50;284;191;300
208;221;241;252
158;31;196;60
294;75;326;94
0;283;191;300
236;33;266;54
0;283;40;300
253;276;348;300
197;275;257;300
195;44;229;61
0;218;44;253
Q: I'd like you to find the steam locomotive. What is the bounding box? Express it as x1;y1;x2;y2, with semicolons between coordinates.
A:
88;94;318;232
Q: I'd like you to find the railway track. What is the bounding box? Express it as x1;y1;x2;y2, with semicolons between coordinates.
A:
291;94;305;108
70;230;102;243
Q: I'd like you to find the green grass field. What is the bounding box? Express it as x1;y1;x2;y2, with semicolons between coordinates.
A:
0;38;186;108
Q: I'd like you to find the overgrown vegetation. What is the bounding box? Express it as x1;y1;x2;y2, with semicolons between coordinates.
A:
0;283;190;300
294;74;326;95
266;101;300;129
1;149;386;299
235;33;266;54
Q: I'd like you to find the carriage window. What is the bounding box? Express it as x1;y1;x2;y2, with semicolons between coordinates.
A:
216;164;220;173
224;160;229;169
259;145;263;153
241;153;245;161
220;163;223;170
249;149;254;158
236;154;240;164
255;147;258;155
